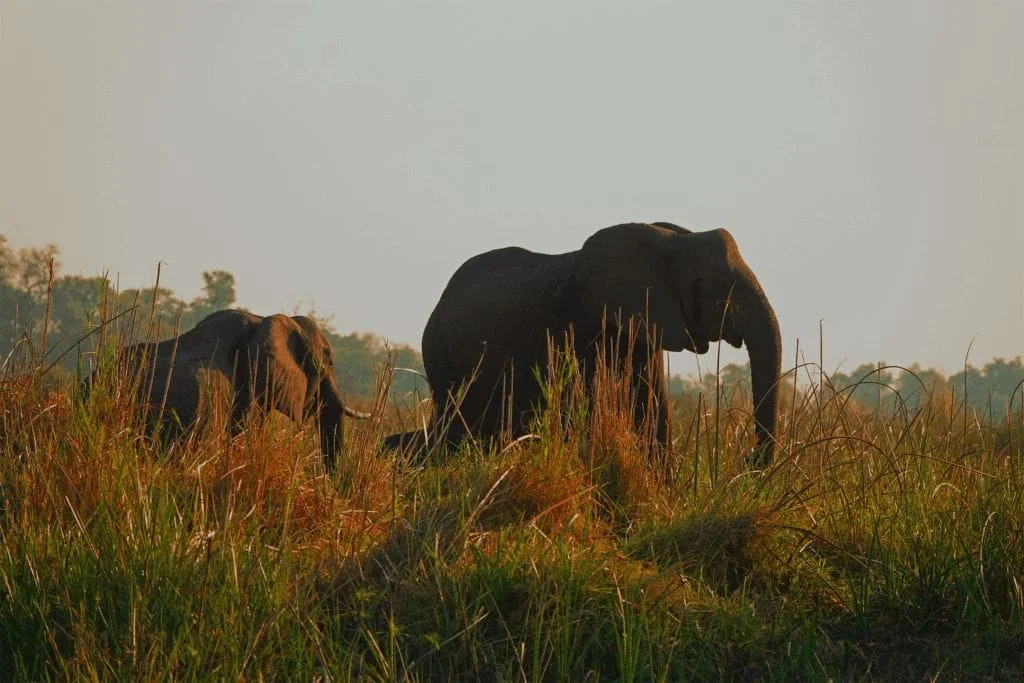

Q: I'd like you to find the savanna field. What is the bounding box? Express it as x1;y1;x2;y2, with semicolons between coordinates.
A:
1;301;1023;680
5;1;1024;678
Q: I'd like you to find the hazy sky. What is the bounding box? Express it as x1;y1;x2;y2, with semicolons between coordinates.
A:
1;2;1021;376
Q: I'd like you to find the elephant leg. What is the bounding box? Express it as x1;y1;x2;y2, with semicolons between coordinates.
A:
462;358;539;445
639;343;671;442
437;382;470;448
512;363;550;441
383;430;427;453
630;347;672;478
589;335;668;447
149;408;186;449
312;388;343;471
230;382;252;436
318;412;341;471
423;327;469;450
649;374;671;449
631;366;668;444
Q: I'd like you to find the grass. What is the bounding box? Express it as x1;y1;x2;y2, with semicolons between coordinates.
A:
1;327;1023;680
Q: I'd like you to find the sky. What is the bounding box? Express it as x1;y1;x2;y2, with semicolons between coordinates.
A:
1;1;1021;377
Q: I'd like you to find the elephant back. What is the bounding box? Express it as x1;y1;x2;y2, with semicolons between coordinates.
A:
136;310;263;428
422;247;577;442
431;248;574;364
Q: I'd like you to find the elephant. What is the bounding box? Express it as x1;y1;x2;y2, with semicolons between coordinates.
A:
91;309;369;470
385;222;782;467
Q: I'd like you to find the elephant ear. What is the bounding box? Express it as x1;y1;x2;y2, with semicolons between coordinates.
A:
289;315;343;406
241;315;310;421
572;223;688;350
289;316;333;379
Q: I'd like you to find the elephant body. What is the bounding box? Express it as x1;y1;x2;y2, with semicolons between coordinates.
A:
389;222;782;467
422;249;576;443
99;309;367;470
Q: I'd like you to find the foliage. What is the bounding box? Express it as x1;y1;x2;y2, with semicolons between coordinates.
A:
826;358;1024;422
322;329;426;401
1;318;1023;680
678;358;1024;436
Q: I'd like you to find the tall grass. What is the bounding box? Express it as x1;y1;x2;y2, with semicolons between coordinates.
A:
1;310;1022;679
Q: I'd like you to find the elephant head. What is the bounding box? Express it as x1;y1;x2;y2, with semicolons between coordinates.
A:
233;314;360;470
571;223;782;465
100;309;368;470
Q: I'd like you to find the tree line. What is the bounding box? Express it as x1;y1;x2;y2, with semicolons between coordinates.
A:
825;359;1024;420
2;236;1021;417
669;358;1024;423
0;237;426;401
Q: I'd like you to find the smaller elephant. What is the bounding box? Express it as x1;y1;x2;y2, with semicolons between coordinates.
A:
91;309;368;470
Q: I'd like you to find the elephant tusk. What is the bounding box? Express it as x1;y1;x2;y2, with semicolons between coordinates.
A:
344;406;373;419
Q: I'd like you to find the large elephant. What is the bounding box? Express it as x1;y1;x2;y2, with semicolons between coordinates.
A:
95;309;368;470
386;222;782;467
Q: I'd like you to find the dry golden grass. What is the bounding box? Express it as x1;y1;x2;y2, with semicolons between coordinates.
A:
1;316;1022;679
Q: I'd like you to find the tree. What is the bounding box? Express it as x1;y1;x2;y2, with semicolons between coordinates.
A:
827;362;895;410
698;362;753;408
980;357;1024;416
893;363;947;413
0;237;61;363
114;286;187;339
45;275;111;371
949;358;1024;419
183;270;237;328
323;329;426;400
13;243;60;301
49;276;108;334
668;373;701;398
200;270;236;310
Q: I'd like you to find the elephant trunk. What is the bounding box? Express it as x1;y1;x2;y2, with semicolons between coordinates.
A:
737;284;782;467
317;377;344;471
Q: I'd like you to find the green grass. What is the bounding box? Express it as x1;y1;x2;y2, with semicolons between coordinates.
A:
1;339;1023;680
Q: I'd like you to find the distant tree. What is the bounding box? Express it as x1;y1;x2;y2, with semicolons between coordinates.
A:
0;238;37;359
948;364;988;416
698;362;753;408
49;276;108;333
12;243;60;301
322;329;426;401
949;358;1024;419
389;343;428;397
45;275;111;371
0;236;13;277
200;271;236;310
709;363;751;389
113;286;187;339
183;270;237;328
980;357;1024;416
893;363;947;413
668;362;754;405
824;369;851;396
827;362;895;409
668;373;701;398
0;238;62;364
